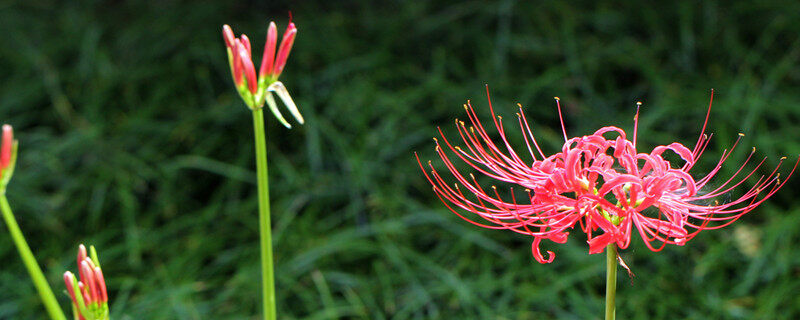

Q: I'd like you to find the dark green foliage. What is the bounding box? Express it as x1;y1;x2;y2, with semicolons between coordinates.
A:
1;0;800;319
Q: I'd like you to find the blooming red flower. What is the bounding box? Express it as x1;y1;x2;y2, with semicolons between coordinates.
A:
222;20;303;128
64;244;109;320
418;88;798;263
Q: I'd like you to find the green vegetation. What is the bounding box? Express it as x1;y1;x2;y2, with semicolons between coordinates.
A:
1;1;799;319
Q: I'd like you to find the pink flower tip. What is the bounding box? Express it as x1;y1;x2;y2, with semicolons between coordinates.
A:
77;244;87;264
222;25;235;49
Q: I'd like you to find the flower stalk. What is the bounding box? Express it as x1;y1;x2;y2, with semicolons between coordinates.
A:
222;20;303;320
0;125;67;320
605;244;617;320
252;107;276;320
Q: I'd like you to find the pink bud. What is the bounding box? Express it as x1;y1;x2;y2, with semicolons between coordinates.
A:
81;260;98;303
238;45;258;94
240;34;252;57
63;272;78;306
79;281;90;305
1;124;12;170
273;22;297;78
94;266;108;303
77;244;87;267
222;25;235;49
259;22;278;78
232;39;244;86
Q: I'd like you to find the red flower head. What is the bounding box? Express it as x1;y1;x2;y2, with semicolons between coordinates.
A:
64;244;109;320
222;19;303;128
418;87;798;264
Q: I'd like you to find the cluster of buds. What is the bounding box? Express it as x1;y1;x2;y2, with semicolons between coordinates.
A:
0;125;18;191
63;244;108;320
418;88;797;264
223;20;304;128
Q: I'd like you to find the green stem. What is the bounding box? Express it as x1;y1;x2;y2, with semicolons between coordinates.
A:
605;244;617;320
252;108;276;320
0;194;67;320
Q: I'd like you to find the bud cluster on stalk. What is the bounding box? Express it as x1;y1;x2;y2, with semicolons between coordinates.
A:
223;21;304;128
63;244;109;320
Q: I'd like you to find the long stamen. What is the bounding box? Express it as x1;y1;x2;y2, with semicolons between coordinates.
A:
694;88;714;154
554;97;568;142
633;101;641;149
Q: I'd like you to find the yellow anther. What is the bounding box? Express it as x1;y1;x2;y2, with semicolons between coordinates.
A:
432;137;438;142
780;156;787;160
554;97;560;101
427;160;432;165
738;133;745;137
491;185;497;190
455;146;462;150
497;115;502;120
636;101;642;106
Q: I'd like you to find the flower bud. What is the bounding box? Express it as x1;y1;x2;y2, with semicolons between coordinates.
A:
1;125;12;171
273;22;296;78
259;22;278;79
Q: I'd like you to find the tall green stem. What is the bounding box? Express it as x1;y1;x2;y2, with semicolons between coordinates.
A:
0;194;66;320
605;244;617;320
252;108;276;320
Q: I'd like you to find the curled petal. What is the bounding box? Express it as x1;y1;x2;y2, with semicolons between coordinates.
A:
268;81;304;124
265;92;291;129
588;232;614;254
532;237;555;263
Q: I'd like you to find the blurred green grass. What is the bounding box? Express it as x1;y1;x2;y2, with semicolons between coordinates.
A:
1;0;800;319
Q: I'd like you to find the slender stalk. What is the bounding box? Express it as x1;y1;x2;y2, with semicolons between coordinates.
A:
0;194;67;320
252;108;276;320
605;244;618;320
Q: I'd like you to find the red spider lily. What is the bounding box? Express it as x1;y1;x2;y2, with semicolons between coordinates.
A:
417;87;798;263
64;244;109;320
222;20;303;128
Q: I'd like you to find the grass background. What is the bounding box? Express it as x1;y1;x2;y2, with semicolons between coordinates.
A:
2;0;800;319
